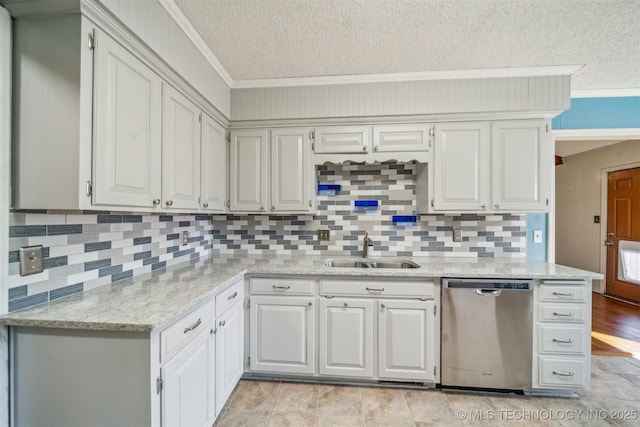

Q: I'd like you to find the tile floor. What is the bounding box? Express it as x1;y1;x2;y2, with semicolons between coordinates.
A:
214;356;640;426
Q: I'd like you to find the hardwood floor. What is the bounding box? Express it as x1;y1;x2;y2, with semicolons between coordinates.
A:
592;292;640;356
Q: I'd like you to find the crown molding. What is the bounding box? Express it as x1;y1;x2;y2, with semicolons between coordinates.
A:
553;128;640;141
158;0;234;87
570;88;640;98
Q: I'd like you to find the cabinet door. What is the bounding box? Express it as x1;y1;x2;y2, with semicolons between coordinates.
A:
373;124;432;152
162;84;201;210
161;327;215;427
378;300;434;381
433;122;490;211
229;130;268;212
201;114;227;212
319;298;373;378
314;126;371;154
491;120;550;211
250;296;315;374
270;128;314;212
93;30;162;208
215;301;244;414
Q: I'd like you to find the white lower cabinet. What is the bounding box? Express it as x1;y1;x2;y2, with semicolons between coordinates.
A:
215;297;245;413
319;298;374;378
250;295;316;374
162;325;216;427
378;300;435;381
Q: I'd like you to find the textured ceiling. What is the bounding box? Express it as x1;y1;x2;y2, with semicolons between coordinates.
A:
173;0;640;91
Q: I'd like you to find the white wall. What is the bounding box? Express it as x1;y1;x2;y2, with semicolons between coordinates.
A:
1;6;11;426
555;139;640;292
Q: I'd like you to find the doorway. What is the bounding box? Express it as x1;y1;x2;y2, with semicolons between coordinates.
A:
605;167;640;303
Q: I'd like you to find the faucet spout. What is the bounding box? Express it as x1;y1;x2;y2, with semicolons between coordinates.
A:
362;232;374;258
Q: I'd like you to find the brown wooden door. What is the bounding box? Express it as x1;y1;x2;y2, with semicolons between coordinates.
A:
606;167;640;302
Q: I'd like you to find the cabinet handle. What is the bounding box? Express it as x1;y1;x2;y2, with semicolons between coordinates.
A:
273;285;291;290
481;205;486;209
227;291;238;300
219;320;226;327
366;287;384;293
546;198;549;206
343;302;348;307
552;312;574;317
309;200;312;207
362;146;367;152
552;291;575;297
552;338;574;344
374;145;379;152
152;199;161;206
308;301;312;307
381;303;386;308
552;370;575;377
166;200;173;207
203;203;209;208
494;204;499;209
271;206;275;211
183;318;202;333
260;205;265;211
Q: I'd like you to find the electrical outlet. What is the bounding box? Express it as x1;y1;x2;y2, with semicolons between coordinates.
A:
533;230;543;244
182;230;189;245
19;245;44;276
318;229;330;241
453;229;462;242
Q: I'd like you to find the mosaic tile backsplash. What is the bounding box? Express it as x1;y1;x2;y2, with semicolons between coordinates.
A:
211;162;526;257
7;212;213;312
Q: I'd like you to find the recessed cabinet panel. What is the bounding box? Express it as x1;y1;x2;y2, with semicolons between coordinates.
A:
378;300;434;381
216;301;244;413
373;124;431;152
319;299;373;378
271;128;312;211
162;84;201;210
250;296;315;374
491;120;548;211
314;126;371;154
229;130;269;212
432;122;490;211
200;114;227;212
93;30;162;207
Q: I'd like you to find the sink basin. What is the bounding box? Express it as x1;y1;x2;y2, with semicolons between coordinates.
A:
324;260;420;269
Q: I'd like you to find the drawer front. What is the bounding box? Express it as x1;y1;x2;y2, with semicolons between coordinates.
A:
539;304;585;322
538;356;587;388
216;279;244;315
320;280;434;298
539;285;585;302
538;325;587;355
160;299;215;362
250;278;314;295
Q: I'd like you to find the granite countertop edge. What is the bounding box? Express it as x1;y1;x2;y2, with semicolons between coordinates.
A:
0;255;603;331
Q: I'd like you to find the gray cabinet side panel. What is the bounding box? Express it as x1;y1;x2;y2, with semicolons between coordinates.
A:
12;327;151;427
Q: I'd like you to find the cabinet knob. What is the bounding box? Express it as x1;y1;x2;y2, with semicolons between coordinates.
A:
308;302;312;307
203;203;209;208
381;303;386;308
362;146;367;152
481;205;486;209
260;205;265;211
152;199;161;206
344;302;348;307
494;204;499;209
219;320;226;327
374;145;379;152
166;200;173;207
271;206;275;211
210;328;216;335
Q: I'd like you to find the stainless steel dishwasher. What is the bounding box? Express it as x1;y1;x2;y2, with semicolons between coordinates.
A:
441;278;533;391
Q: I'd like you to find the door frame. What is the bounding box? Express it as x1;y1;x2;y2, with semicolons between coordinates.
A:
598;161;640;294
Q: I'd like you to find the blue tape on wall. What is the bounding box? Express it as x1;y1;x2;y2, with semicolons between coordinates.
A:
392;215;417;224
354;200;379;207
317;184;341;195
552;97;640;130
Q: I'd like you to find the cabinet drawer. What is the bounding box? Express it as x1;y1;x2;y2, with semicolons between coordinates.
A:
539;304;585;322
250;278;314;295
538;325;587;355
160;299;215;362
216;279;244;315
539;284;585;302
320;280;434;298
314;126;371;154
538;356;587;388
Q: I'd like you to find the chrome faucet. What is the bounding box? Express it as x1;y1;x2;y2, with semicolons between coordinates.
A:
362;232;374;258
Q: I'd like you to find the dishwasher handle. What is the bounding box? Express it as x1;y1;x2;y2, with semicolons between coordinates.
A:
475;289;501;296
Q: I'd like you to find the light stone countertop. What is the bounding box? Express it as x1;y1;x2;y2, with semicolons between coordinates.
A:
0;254;603;332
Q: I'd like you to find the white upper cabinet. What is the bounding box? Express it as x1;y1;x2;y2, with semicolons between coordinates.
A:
432;122;491;211
373;124;431;152
491;120;550;211
314;126;371;154
93;29;163;208
229;130;269;212
229;128;316;213
162;84;201;211
200;114;228;212
270;128;314;212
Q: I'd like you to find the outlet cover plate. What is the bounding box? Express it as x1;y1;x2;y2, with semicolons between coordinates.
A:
182;230;189;245
318;229;330;241
453;229;462;242
19;245;44;276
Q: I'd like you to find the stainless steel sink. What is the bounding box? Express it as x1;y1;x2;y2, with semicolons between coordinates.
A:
324;259;420;269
